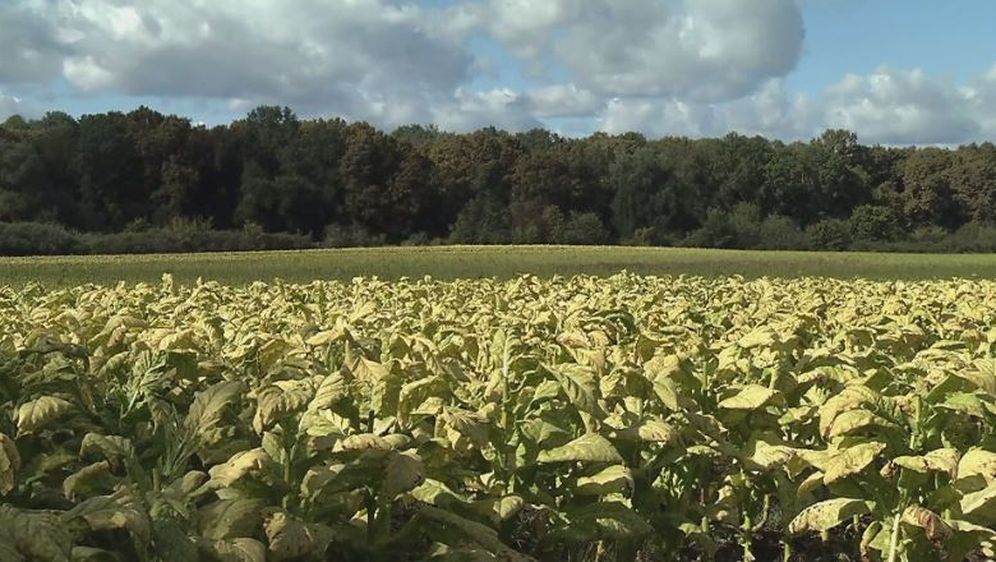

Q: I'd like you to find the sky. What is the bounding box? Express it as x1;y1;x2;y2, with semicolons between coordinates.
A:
1;0;995;145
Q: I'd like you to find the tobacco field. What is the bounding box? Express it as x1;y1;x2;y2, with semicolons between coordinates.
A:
1;273;996;561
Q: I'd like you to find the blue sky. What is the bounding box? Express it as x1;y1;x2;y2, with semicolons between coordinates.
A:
1;0;995;145
790;0;996;91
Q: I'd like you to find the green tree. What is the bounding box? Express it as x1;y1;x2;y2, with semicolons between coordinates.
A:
898;148;960;227
609;148;673;240
73;112;147;230
850;204;904;242
806;218;852;250
948;143;996;223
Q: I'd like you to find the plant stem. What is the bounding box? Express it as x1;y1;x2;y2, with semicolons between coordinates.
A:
886;513;902;562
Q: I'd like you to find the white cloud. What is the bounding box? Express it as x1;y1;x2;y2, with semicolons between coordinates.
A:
819;67;980;145
1;0;995;146
525;84;601;118
598;79;815;139
458;0;805;101
433;88;543;132
601;97;712;137
594;67;996;146
62;55;116;92
0;0;474;128
967;63;996;139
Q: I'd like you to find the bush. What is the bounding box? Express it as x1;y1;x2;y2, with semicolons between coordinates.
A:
849;205;903;242
621;227;657;246
559;212;611;245
83;228;313;254
401;232;432;247
448;195;512;245
539;206;566;244
0;221;312;256
322;224;387;248
806;219;852;251
756;215;807;250
933;222;996;253
0;222;82;255
684;204;762;249
909;226;948;245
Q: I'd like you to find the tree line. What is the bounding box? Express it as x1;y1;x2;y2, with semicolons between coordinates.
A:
1;105;995;255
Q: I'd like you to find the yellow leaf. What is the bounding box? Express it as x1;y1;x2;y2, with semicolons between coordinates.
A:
16;396;74;435
824;442;885;485
718;385;782;411
788;498;870;535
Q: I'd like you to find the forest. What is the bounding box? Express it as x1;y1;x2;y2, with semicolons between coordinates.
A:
1;106;995;255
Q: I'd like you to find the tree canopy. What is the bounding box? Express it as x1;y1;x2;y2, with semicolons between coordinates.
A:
1;107;995;251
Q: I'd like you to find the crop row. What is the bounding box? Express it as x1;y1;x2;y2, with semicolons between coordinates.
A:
1;274;995;561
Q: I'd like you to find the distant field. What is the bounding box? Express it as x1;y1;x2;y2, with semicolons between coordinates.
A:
2;245;995;286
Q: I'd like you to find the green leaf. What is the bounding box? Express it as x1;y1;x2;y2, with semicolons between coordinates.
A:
165;470;210;500
79;434;135;470
65;492;151;548
252;380;312;434
552;502;652;542
536;433;623;464
788;498;871;535
892;448;959;476
738;327;777;349
651;378;681;411
308;371;352;412
470;496;525;525
198;499;265;541
519;419;569;446
411;479;468;507
383;451;425;499
957;448;996;486
859;521;882;560
575;465;634;496
0;540;23;562
0;504;72;562
967;359;996;396
0;433;20;495
749;441;797;470
818;385;878;437
945;519;996;562
63;461;117;501
417;506;537;561
196;538;266;562
826;409;896;439
16;396;74;435
333;433;394;452
530;380;562;404
207;448;273;488
183;381;244;449
262;510;334;562
69;546;119;561
544;363;600;415
611;420;679;444
939;392;989;419
959;485;996;524
425;545;501;561
398;376;449;424
440;407;491;448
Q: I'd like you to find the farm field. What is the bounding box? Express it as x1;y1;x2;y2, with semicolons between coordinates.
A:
3;245;996;287
1;274;996;561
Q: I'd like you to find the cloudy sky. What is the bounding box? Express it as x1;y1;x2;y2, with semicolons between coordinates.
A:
1;0;995;145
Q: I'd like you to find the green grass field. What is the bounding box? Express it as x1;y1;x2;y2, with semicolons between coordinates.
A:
1;245;995;286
